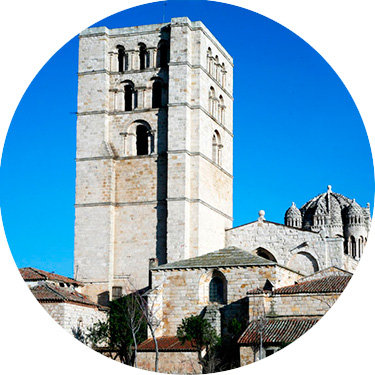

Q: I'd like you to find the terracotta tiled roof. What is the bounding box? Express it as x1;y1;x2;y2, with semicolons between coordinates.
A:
138;337;199;352
272;275;351;295
247;275;351;295
30;283;100;308
19;267;84;286
238;318;319;345
155;247;275;270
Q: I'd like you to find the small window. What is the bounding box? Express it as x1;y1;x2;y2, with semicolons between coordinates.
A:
117;46;125;72
139;43;148;70
152;80;163;108
136;125;149;155
158;41;169;68
209;276;224;303
350;236;356;258
112;286;123;300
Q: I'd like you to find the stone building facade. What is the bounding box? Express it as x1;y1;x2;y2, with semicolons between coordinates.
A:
74;17;234;302
19;268;106;340
149;247;301;337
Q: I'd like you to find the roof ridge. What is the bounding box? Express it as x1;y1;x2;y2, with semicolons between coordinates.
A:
43;283;68;301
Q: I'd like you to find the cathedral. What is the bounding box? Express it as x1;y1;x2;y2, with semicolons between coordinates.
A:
71;17;370;372
74;16;369;303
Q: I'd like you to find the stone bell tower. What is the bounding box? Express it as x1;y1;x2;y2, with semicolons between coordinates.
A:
74;17;234;303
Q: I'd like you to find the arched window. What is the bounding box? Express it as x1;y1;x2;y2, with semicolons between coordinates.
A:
124;83;135;111
212;130;222;165
139;43;148;70
209;277;224;303
152;80;163;108
214;55;220;81
219;95;225;124
344;240;349;255
117;45;125;72
221;63;226;87
209;87;216;116
207;47;213;74
358;236;364;258
254;247;277;262
158;40;169;68
350;236;356;258
136;125;149;155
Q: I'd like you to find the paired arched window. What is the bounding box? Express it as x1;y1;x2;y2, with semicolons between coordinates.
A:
152;80;163;108
122;121;154;156
206;48;226;89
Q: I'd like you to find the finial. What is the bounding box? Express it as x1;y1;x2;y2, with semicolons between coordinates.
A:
258;210;266;222
292;202;296;207
327;185;332;192
367;202;370;208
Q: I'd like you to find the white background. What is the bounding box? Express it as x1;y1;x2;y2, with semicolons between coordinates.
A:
0;1;374;374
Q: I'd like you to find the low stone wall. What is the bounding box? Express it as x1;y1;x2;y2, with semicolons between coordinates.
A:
239;346;255;366
137;351;201;374
265;293;339;317
41;302;106;339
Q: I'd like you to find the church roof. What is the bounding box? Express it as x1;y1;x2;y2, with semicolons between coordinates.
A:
154;246;276;270
238;318;320;345
19;267;84;287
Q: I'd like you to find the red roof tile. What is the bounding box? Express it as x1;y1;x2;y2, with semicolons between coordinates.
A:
247;275;351;295
30;283;101;308
138;337;199;352
272;275;351;295
238;318;319;345
19;267;84;286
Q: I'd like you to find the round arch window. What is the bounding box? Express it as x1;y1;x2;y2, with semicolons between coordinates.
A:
209;276;224;303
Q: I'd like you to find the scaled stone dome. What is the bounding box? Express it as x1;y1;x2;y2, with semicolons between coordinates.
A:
285;202;302;220
347;199;364;218
299;185;352;230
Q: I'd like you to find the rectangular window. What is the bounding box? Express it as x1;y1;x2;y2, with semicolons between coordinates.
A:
112;286;123;299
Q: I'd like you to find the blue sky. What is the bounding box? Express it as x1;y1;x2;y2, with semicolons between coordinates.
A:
0;0;373;278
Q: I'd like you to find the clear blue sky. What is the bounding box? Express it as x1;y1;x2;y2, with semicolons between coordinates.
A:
0;0;373;278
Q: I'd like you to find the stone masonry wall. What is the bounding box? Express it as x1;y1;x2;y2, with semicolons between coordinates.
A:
151;264;300;337
41;302;106;339
137;351;201;374
75;18;234;302
226;221;345;275
248;292;340;319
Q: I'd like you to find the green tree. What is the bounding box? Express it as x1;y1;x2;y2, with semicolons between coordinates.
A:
177;315;221;373
87;293;147;366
